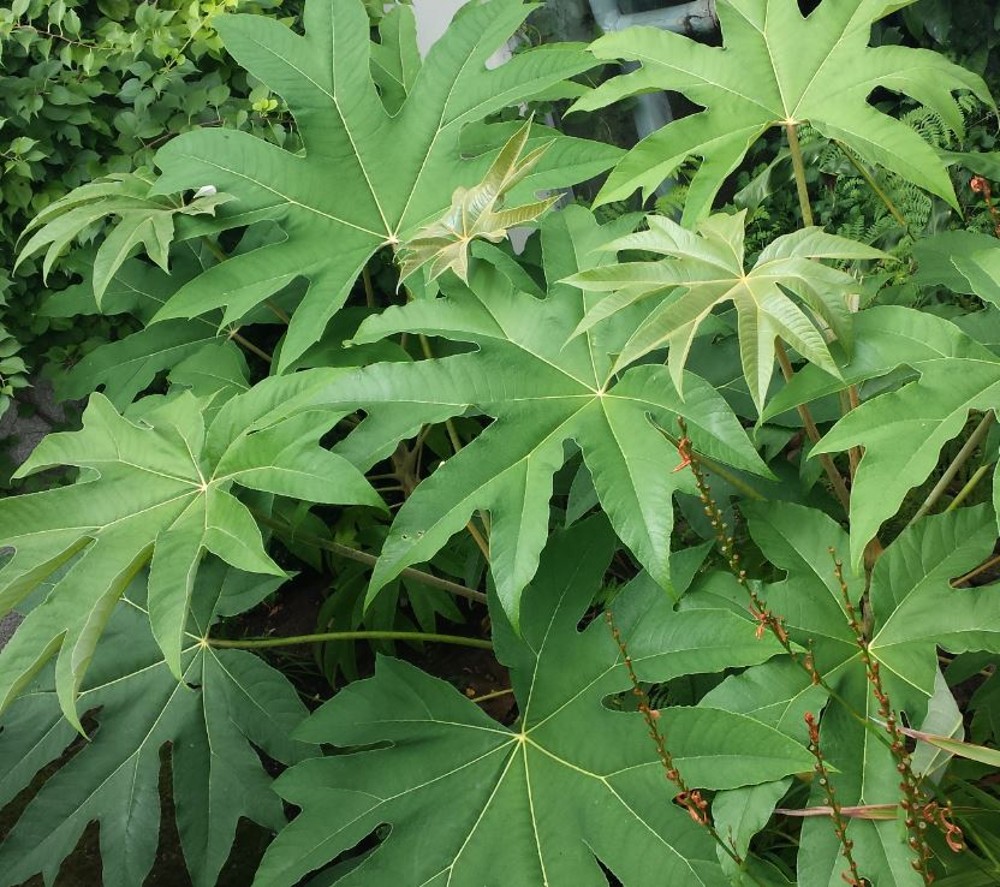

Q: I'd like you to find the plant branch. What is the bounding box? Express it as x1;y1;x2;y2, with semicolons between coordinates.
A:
416;331;492;559
835;141;909;231
228;329;273;364
786;121;815;228
908;411;996;528
946;464;990;512
208;630;492;651
254;511;487;604
362;264;376;309
774;341;851;511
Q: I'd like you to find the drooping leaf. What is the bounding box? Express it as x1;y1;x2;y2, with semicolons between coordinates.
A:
571;0;993;223
761;305;993;421
815;357;1000;566
252;520;806;887
397;118;559;284
566;210;885;411
15;169;231;301
148;0;620;369
912;230;1000;297
317;208;768;625
0;563;315;887
0;371;379;726
896;725;1000;768
41;250;252;409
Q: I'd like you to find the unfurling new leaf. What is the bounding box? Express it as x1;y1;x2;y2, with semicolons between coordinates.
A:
397;119;559;284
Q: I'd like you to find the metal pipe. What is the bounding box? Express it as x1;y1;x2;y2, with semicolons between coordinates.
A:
588;0;717;37
587;0;717;195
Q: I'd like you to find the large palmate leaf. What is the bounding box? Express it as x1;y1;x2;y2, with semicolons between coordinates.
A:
318;208;768;624
149;0;620;369
0;564;315;887
816;356;1000;566
567;210;885;411
0;370;377;727
572;0;992;223
252;521;808;887
740;504;1000;886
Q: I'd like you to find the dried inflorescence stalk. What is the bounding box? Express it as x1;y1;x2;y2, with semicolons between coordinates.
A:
675;420;789;649
829;551;964;884
971;175;1000;238
804;711;868;887
604;610;712;828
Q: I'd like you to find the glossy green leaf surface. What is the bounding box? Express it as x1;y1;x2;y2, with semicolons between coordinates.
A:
0;564;314;887
253;521;806;887
0;371;378;725
149;0;620;369
318;208;768;624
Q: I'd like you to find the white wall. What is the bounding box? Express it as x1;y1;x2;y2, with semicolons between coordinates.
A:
412;0;470;56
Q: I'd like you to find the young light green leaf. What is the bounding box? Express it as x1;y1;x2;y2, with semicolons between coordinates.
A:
567;211;885;412
572;0;993;223
318;208;768;625
0;371;380;725
149;0;620;370
0;564;315;887
397;119;558;283
253;521;805;887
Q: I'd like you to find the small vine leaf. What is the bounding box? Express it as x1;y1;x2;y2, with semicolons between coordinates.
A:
15;168;231;302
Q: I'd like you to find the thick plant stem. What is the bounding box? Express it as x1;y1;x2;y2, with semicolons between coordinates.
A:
774;341;851;511
946;464;990;512
362;265;376;308
785;121;814;228
416;331;492;559
908;411;996;528
254;511;487;604
209;630;492;651
229;330;273;364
